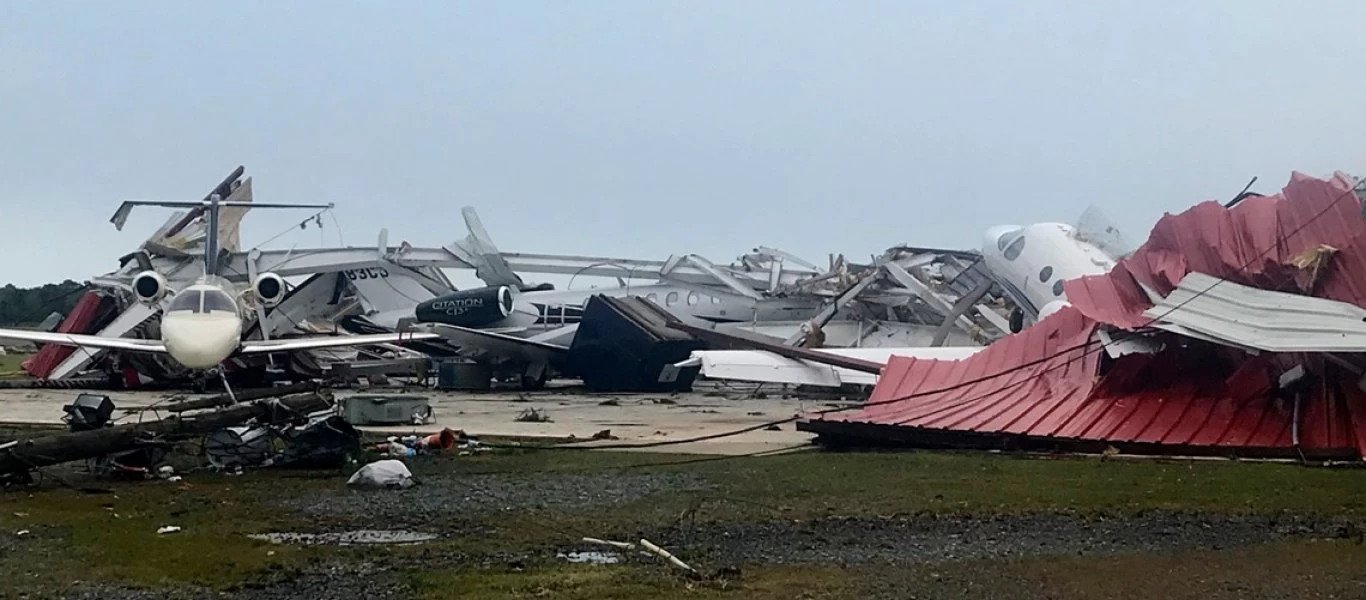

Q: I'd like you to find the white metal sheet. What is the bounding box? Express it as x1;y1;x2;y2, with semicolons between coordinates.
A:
1143;272;1366;352
691;346;983;388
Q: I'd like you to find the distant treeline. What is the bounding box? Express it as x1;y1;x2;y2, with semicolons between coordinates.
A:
0;281;88;326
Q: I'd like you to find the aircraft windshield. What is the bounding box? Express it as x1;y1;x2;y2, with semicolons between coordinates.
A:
167;291;203;313
165;290;238;314
203;290;238;313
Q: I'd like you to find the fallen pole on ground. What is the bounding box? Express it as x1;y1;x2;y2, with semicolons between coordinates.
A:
153;382;321;413
0;390;333;476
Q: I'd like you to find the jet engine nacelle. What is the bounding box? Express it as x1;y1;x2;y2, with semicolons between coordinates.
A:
252;272;287;306
131;270;169;305
415;286;514;328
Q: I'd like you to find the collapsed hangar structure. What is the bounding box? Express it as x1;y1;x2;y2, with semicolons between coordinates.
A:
18;166;1027;389
802;171;1366;460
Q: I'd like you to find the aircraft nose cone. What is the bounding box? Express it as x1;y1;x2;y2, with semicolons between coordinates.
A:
162;313;242;370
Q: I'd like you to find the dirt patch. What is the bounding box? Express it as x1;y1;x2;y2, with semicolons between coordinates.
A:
276;471;708;530
658;511;1357;565
67;562;413;600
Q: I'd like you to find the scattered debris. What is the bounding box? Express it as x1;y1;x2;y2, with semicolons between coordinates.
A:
346;460;416;489
558;550;621;564
640;537;699;576
62;393;115;431
248;530;437;546
515;408;552;423
0;390;333;481
372;428;479;457
157;526;182;535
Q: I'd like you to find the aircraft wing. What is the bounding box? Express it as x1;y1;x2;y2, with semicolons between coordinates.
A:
410;323;570;363
683;346;984;388
238;331;442;354
0;328;168;354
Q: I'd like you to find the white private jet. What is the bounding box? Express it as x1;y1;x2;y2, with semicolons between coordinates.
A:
980;221;1123;331
0;195;441;394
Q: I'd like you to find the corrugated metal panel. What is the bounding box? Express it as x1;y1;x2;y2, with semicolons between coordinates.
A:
1066;172;1366;330
1144;272;1366;352
824;307;1102;434
806;308;1366;457
22;291;112;378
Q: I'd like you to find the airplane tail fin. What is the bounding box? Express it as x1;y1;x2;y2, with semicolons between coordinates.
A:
1073;205;1133;260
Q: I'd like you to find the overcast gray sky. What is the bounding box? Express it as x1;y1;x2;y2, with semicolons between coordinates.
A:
4;1;1365;288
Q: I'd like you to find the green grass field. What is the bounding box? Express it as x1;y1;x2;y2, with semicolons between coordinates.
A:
1;444;1364;599
0;351;28;375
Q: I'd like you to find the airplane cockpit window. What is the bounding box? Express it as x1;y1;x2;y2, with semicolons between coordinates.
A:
996;227;1025;251
202;290;238;313
167;291;203;313
1052;280;1065;296
1003;234;1026;261
1039;266;1053;282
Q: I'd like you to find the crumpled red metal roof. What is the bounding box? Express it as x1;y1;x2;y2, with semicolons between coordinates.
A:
801;172;1366;458
828;306;1101;436
1065;172;1366;329
805;305;1366;457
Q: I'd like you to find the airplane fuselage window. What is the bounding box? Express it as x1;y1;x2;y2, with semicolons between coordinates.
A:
666;291;679;306
687;292;699;305
1039;266;1053;282
710;296;720;304
646;293;658;302
1052;280;1065;296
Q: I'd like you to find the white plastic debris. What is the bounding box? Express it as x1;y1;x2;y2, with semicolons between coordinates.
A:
346;459;416;489
157;526;182;535
16;530;30;537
